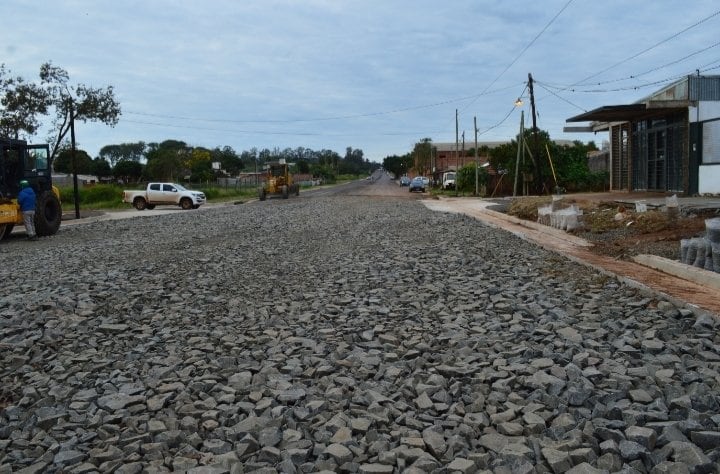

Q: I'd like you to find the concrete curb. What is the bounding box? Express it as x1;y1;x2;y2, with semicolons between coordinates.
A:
632;254;720;291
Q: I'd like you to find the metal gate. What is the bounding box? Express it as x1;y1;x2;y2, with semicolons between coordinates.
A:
632;115;684;192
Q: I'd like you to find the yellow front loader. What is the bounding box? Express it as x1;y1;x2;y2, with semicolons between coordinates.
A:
0;139;62;240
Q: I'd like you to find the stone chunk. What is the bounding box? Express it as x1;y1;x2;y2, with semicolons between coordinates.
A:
541;447;572;474
625;425;656;450
325;443;353;464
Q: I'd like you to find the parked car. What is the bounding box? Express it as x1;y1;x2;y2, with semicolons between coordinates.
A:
421;176;430;188
409;176;426;193
399;176;411;186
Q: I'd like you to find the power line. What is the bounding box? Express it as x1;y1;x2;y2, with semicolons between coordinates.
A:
460;0;574;115
538;58;720;93
543;42;720;88
126;82;525;125
570;8;720;87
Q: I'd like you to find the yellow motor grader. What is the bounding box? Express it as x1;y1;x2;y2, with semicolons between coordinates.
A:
258;160;300;201
0;138;62;240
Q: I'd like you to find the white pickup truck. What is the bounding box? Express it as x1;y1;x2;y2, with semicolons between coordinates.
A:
122;183;206;210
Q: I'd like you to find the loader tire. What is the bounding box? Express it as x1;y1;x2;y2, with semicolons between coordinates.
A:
282;185;289;199
259;188;266;201
35;191;62;236
1;224;14;240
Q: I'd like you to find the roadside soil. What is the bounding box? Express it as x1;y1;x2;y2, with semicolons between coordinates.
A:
507;195;716;262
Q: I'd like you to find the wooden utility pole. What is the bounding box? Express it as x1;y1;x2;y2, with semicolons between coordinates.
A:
513;110;524;197
455;109;459;195
528;73;543;195
474;117;479;196
69;98;80;219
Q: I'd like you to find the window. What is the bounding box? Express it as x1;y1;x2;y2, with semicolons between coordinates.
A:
150;183;160;191
703;119;720;164
163;184;176;192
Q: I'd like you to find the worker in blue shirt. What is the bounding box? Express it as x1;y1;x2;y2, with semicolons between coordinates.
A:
17;180;38;241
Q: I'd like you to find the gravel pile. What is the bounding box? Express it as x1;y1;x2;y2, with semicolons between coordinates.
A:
1;196;719;473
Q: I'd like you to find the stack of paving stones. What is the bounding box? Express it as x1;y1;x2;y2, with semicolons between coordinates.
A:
1;196;719;473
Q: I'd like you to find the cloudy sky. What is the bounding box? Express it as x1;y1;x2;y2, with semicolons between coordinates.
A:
3;1;719;162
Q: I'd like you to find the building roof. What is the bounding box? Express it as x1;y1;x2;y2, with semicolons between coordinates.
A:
566;103;686;123
565;75;720;132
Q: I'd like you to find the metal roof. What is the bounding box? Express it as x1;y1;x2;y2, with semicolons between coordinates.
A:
566;104;687;123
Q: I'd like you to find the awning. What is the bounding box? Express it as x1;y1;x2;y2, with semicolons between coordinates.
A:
566;103;688;123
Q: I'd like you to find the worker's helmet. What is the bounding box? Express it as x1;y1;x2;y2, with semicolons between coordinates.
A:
19;180;30;188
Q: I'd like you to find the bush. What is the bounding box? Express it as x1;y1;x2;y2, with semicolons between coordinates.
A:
59;184;123;205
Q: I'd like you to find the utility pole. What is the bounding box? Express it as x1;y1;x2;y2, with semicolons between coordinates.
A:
69;98;80;219
461;131;465;169
474;116;479;196
513;110;525;197
528;73;543;195
455;109;459;196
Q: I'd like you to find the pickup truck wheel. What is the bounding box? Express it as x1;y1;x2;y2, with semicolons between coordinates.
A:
146;204;156;210
35;191;62;236
133;197;147;210
180;198;193;210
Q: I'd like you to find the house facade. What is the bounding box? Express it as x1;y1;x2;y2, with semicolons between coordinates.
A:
566;75;720;195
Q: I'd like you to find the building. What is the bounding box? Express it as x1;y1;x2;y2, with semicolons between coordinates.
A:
566;74;720;195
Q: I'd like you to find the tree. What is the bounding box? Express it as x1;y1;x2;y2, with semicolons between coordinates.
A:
412;138;432;176
145;140;190;181
53;147;94;174
186;148;213;182
39;62;121;161
92;158;112;181
382;153;412;178
113;160;143;183
99;142;146;166
456;163;489;194
0;64;49;139
296;159;310;174
212;146;243;175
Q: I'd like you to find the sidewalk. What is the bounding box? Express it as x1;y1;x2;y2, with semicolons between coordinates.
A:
424;197;720;317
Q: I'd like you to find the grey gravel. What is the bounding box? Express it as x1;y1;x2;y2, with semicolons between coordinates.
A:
1;196;719;473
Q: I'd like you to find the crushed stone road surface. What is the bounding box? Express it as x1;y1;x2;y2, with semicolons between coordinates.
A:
1;173;719;473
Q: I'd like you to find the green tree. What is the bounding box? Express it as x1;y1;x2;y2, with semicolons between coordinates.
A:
382;153;412;178
39;62;121;161
92;157;112;180
53;147;94;174
212;146;243;175
145;140;190;181
0;64;49;139
186;148;213;182
99;142;146;166
456;163;489;194
412;138;432;176
114;160;143;183
296;159;310;173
